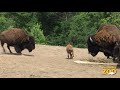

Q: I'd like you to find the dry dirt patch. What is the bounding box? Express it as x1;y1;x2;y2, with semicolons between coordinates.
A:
0;44;120;78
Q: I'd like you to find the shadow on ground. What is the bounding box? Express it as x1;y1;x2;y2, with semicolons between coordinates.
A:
0;52;34;56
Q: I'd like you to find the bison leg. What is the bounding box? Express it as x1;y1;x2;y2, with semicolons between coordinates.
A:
118;48;120;63
107;56;110;59
71;51;74;57
1;42;5;52
70;53;73;59
68;53;69;59
7;45;12;53
14;46;21;54
113;56;116;62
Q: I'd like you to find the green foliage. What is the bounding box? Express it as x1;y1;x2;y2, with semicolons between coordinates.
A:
46;12;102;47
28;23;46;44
0;14;15;31
67;13;98;47
1;12;120;48
46;12;120;48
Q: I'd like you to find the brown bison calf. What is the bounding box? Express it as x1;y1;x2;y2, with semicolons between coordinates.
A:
0;28;35;54
66;43;74;59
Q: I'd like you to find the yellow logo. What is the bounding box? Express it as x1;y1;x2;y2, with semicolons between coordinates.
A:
101;66;117;75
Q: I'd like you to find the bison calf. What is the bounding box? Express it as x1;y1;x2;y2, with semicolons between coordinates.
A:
66;43;74;59
0;28;35;54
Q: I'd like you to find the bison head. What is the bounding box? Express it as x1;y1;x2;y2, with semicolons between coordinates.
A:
14;36;35;53
21;36;35;52
26;36;35;52
87;35;99;56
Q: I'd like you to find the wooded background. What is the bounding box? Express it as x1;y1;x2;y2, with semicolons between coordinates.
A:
0;12;120;48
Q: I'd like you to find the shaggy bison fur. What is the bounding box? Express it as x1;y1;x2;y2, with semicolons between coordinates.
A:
0;28;35;54
87;24;120;61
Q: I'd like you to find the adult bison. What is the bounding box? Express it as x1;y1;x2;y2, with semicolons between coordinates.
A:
0;28;35;54
87;24;120;61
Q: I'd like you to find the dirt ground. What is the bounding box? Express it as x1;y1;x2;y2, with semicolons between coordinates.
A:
0;44;120;78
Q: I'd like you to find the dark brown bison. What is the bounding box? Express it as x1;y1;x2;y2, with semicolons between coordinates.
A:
0;28;35;54
66;43;74;59
87;24;120;61
97;24;119;33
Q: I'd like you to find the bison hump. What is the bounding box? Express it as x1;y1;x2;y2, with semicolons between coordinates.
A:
0;28;29;45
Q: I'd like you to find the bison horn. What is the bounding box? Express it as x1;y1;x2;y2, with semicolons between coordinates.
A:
116;42;119;46
90;37;93;42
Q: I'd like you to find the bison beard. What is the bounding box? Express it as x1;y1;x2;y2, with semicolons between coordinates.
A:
14;46;22;54
113;43;120;62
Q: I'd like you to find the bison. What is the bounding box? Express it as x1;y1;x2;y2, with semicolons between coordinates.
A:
0;28;35;54
66;43;74;59
87;24;120;61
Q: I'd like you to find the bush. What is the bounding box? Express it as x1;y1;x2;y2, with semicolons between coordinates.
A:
0;15;15;31
27;22;46;44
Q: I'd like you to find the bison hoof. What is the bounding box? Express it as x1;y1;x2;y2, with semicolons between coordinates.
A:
113;59;120;63
10;51;13;53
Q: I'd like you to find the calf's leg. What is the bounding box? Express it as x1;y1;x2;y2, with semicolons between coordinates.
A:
70;52;73;59
68;53;69;59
